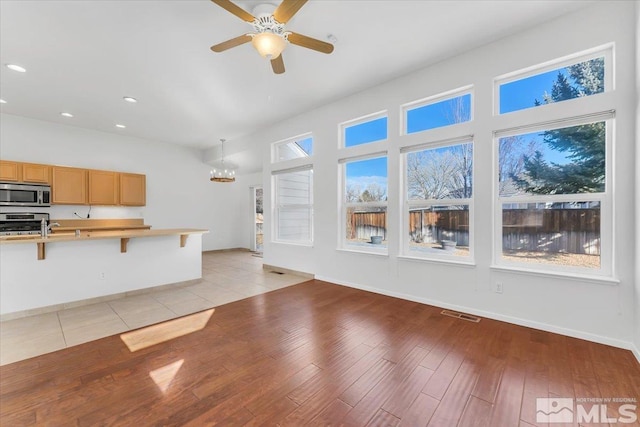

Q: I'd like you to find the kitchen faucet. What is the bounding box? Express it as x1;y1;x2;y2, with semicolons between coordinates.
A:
40;219;60;238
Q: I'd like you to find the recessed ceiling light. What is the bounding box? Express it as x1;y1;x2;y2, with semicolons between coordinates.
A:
60;112;74;118
6;64;26;73
0;99;6;104
123;97;137;103
115;124;126;128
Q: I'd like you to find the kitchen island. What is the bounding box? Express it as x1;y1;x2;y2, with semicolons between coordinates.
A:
0;228;208;318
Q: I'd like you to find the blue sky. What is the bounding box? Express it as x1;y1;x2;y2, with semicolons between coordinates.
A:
345;64;591;189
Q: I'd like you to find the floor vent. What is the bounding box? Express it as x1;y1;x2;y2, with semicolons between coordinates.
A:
441;310;481;323
270;271;285;275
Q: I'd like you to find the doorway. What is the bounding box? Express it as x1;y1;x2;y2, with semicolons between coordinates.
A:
251;186;263;255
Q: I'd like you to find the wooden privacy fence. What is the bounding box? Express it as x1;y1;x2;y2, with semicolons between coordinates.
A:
502;208;600;255
348;211;387;240
409;209;469;246
350;208;600;254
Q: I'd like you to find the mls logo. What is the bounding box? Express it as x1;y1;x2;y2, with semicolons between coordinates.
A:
536;398;574;422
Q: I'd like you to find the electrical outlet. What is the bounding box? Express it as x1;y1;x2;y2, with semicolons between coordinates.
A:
98;272;106;280
495;282;503;294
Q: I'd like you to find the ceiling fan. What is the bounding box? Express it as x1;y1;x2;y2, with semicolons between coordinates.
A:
210;0;334;74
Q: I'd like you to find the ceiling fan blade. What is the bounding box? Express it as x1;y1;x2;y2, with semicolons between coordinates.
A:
210;34;252;52
273;0;307;24
271;55;285;74
287;32;334;54
210;0;255;22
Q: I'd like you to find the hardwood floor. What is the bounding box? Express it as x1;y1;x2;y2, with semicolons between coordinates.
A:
1;280;638;426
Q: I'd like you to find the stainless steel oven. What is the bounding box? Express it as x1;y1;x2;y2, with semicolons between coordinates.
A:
0;212;50;236
0;182;51;207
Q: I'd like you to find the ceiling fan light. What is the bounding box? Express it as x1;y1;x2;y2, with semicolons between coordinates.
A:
252;32;286;59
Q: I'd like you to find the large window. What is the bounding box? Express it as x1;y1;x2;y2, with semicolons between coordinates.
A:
496;119;610;272
342;156;388;251
272;135;313;162
403;140;473;259
497;49;610;115
495;46;612;276
273;167;313;244
404;90;472;134
342;114;387;148
271;133;314;245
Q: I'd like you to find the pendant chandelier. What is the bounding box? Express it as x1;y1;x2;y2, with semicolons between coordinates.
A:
210;138;236;183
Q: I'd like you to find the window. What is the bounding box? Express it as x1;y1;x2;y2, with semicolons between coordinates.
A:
404;91;472;134
403;140;473;259
496;119;610;272
497;52;609;115
273;167;313;244
342;156;388;250
342;114;387;148
272;135;313;162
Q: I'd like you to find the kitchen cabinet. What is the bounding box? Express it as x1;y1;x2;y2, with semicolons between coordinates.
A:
119;173;146;206
88;170;119;205
21;163;51;184
0;160;20;182
52;166;88;205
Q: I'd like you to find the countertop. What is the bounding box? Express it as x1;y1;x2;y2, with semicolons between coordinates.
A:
0;228;209;245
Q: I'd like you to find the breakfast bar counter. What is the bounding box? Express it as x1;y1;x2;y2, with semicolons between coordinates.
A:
0;228;208;260
0;227;209;318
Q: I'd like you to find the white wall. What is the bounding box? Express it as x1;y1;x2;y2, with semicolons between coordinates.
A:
226;2;637;351
0;114;262;251
634;1;640;360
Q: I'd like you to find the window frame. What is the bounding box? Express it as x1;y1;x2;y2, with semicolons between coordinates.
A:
271;132;313;163
492;114;613;277
339;153;389;255
400;136;475;262
272;165;314;246
494;44;613;116
339;111;388;149
401;85;474;135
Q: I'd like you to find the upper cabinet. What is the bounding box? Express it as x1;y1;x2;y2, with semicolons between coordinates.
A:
88;170;119;205
120;173;146;206
22;163;51;184
0;161;50;183
1;159;146;206
52;166;88;205
0;160;20;182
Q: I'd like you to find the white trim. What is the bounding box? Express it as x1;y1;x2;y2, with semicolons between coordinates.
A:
316;275;634;352
493;109;615;138
339;110;388;149
271;163;313;175
399;134;474;154
338;150;387;164
270;132;313;163
397;255;476;267
631;344;640;365
490;265;619;285
335;248;389;258
494;43;614;115
400;86;474;135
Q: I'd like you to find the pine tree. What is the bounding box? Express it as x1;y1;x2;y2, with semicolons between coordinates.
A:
516;58;605;194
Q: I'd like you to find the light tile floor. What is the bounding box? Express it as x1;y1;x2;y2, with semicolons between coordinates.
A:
0;251;309;365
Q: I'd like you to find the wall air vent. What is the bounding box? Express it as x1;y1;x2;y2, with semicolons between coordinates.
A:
441;310;481;323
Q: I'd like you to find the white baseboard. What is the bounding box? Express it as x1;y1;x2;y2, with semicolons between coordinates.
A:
315;275;637;355
631;344;640;364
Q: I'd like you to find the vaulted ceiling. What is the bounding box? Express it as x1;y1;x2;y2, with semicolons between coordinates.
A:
1;1;593;150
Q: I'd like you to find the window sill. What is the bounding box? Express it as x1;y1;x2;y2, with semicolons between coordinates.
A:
490;265;620;285
336;247;389;258
397;255;476;267
271;240;314;248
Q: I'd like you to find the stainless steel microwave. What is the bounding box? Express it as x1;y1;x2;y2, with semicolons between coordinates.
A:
0;182;51;207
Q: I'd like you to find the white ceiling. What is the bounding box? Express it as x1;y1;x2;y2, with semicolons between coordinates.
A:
0;0;593;151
